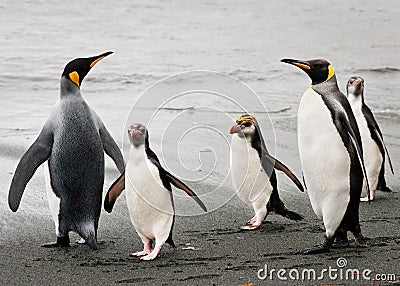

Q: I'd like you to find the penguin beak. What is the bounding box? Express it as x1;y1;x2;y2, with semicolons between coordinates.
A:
89;51;113;68
354;77;364;85
229;124;242;134
128;129;142;138
281;59;311;71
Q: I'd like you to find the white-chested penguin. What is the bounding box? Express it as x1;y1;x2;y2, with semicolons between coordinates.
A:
346;76;394;201
230;114;304;230
8;52;125;249
104;123;207;260
281;58;370;254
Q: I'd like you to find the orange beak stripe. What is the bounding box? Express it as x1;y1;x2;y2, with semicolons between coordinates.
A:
90;56;105;68
293;62;311;70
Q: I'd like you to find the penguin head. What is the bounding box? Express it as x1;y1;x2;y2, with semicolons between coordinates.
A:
61;51;113;88
128;123;147;148
281;58;335;85
230;114;258;138
346;76;364;98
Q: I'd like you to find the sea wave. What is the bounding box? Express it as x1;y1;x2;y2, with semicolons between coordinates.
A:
353;67;400;74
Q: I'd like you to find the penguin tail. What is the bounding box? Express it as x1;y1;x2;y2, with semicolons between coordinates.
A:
379;186;392;193
85;235;99;250
268;188;304;221
75;222;99;250
277;208;304;221
166;232;176;248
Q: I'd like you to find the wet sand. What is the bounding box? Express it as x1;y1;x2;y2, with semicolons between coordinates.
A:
1;114;399;286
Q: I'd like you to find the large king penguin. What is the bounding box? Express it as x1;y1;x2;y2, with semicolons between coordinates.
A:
104;123;207;260
8;52;125;249
346;76;394;201
230;115;304;230
281;58;369;254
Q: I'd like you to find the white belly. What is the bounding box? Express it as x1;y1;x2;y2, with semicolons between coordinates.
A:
298;87;350;235
230;135;273;208
353;110;383;190
44;163;60;235
125;153;173;242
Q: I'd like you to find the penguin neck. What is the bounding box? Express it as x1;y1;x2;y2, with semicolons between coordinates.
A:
312;74;338;87
311;74;341;96
347;92;364;111
60;77;82;98
129;144;146;162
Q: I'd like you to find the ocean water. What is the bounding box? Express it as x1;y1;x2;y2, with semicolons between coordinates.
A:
1;0;399;213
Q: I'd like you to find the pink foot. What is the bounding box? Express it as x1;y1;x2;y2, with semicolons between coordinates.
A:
130;243;152;257
240;220;261;231
140;246;161;261
247;216;257;225
360;190;375;202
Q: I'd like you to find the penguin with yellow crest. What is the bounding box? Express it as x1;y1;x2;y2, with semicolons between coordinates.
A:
230;114;304;231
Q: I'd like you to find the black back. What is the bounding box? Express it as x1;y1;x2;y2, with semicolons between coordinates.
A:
313;75;364;234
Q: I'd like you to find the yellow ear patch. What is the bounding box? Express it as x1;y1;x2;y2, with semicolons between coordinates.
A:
69;71;80;87
90;56;105;68
236;115;257;125
294;62;311;70
327;64;335;81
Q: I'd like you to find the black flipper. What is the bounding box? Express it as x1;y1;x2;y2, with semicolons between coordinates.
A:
362;105;394;174
104;172;125;213
165;172;207;212
264;152;304;192
8;125;53;212
372;128;394;175
339;114;371;201
98;121;125;173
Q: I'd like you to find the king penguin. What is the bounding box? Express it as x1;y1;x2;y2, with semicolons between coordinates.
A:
8;52;125;249
104;123;207;260
281;58;369;254
346;76;394;201
230;114;304;230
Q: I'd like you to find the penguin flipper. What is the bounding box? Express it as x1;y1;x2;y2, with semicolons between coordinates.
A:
104;172;125;213
373;128;394;175
264;153;304;192
363;106;394;174
165;172;207;212
8;127;53;212
339;115;371;200
98;122;125;173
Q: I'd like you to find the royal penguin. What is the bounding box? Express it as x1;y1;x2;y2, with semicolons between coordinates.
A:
104;123;207;260
229;114;304;230
346;76;394;201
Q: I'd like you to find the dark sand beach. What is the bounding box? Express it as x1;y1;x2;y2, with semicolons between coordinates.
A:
1;114;399;285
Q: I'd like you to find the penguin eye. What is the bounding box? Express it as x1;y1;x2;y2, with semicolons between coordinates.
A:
242;121;252;127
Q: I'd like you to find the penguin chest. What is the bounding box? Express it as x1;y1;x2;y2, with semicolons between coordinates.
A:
230;135;272;206
298;88;350;217
125;157;173;238
353;110;382;189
